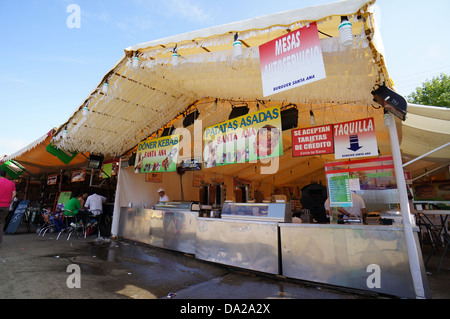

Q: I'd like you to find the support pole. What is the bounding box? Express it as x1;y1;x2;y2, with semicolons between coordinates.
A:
111;158;123;238
386;112;426;299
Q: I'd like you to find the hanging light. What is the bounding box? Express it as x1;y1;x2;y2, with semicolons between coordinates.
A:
102;80;109;94
132;52;140;69
62;126;68;139
383;109;391;128
310;110;316;126
82;105;89;117
233;33;243;60
339;16;353;47
172;45;180;67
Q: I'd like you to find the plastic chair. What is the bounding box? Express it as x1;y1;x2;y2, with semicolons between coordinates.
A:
57;209;84;241
37;210;55;237
415;215;439;266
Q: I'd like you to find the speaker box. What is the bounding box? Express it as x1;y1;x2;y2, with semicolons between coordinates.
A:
183;110;199;127
281;108;298;131
128;153;136;166
87;155;104;169
161;125;175;137
228;106;249;120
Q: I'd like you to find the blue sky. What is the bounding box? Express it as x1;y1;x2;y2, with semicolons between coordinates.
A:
1;0;449;156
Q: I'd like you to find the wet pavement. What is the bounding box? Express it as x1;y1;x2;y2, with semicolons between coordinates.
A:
0;225;449;301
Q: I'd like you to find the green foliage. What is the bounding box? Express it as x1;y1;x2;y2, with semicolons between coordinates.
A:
407;73;450;108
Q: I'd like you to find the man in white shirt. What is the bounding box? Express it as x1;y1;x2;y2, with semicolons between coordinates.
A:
324;191;366;221
84;193;107;216
157;188;169;202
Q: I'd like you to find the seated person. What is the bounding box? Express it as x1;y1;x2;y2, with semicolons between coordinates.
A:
47;206;66;231
63;194;83;215
84;193;107;215
63;194;89;225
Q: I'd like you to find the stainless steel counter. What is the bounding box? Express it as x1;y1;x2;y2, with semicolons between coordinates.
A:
279;223;431;298
118;207;197;254
118;206;431;298
195;218;279;275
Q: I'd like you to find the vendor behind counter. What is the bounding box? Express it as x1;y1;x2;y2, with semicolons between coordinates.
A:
298;183;328;224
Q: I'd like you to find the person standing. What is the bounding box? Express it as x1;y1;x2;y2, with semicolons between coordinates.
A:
324;191;366;222
0;169;16;245
157;188;169;202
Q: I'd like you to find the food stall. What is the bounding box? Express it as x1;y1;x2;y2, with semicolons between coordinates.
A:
51;0;433;298
0;129;118;234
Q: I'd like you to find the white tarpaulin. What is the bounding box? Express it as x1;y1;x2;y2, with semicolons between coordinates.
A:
52;0;387;157
401;103;450;179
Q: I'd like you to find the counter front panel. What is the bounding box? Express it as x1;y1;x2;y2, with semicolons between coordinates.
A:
195;218;279;275
279;223;431;298
118;207;197;254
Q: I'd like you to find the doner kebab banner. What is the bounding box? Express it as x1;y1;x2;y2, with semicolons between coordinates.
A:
203;106;283;168
135;135;180;173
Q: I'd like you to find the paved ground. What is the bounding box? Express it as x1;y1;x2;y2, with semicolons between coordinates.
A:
0;225;448;301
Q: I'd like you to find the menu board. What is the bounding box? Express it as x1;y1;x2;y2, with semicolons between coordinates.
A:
326;172;352;207
56;191;72;212
203;106;283;168
5;200;30;234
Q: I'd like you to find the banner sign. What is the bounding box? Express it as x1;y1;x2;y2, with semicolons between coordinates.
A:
333;117;378;159
259;22;326;97
203;106;283;168
292;124;334;157
0;160;25;179
135;135;180;173
45;143;78;164
325;156;396;191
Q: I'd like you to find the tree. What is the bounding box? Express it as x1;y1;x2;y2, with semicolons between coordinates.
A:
407;73;450;108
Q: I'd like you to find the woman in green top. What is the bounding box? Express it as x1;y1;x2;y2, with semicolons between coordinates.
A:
63;194;83;216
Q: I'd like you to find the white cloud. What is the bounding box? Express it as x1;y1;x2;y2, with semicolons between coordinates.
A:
165;0;213;24
0;76;28;84
110;0;213;34
25;55;92;65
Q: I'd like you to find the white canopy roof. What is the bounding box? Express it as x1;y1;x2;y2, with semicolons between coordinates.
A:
52;0;388;157
401;103;450;180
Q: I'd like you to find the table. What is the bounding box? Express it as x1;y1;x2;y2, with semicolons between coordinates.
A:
414;210;450;274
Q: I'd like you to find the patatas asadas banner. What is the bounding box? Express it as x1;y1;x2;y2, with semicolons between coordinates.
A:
203;106;283;168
